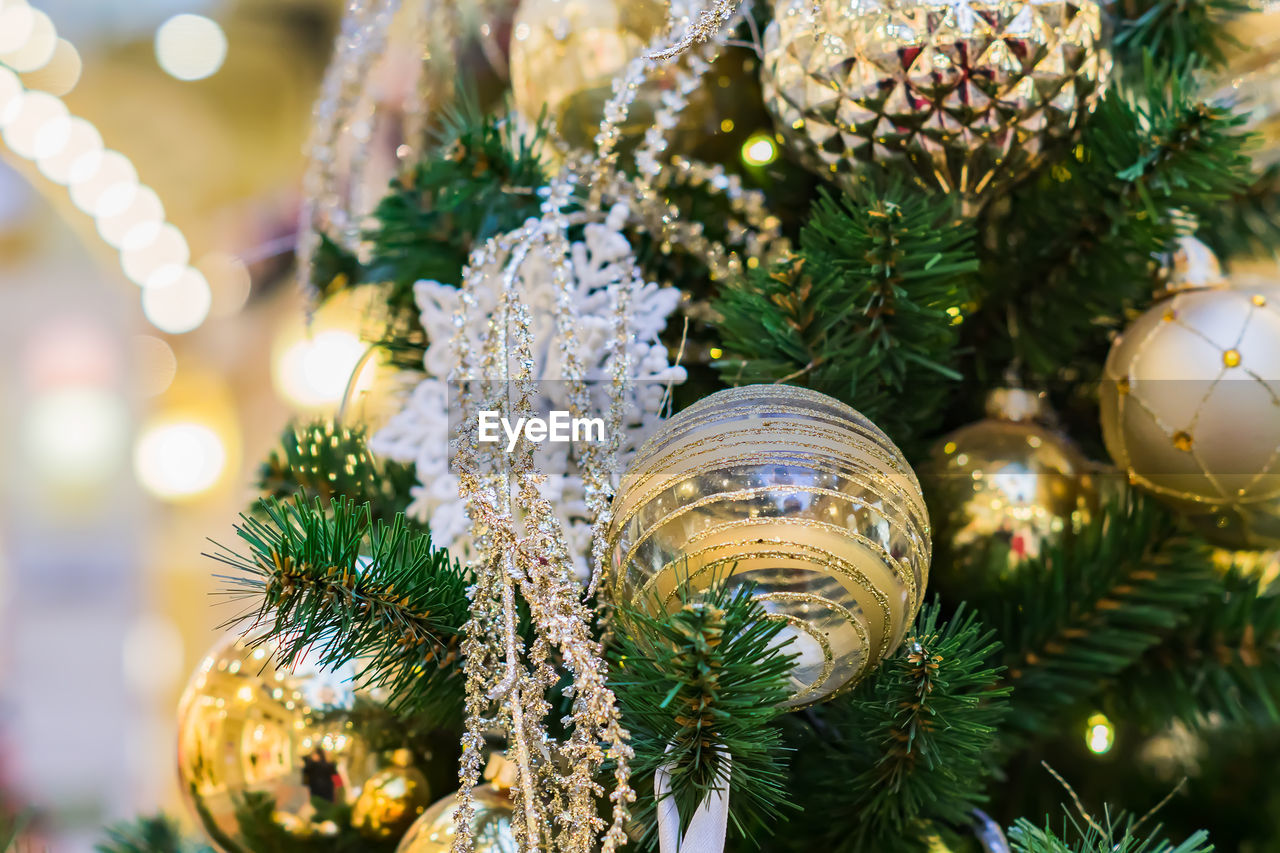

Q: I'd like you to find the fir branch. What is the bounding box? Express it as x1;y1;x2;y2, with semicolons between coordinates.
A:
96;816;214;853
1113;0;1247;73
714;182;977;445
984;495;1219;739
972;59;1253;381
1009;809;1211;853
209;496;469;725
785;602;1009;852
1110;567;1280;728
610;583;797;844
257;420;416;525
1199;163;1280;260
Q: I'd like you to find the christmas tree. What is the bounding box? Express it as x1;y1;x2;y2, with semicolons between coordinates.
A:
65;0;1280;852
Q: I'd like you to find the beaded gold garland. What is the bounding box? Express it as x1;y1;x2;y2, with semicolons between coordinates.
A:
606;384;931;707
1100;280;1280;550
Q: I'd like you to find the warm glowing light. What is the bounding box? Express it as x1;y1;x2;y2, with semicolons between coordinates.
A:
123;223;191;287
69;149;139;219
236;685;255;703
274;329;369;408
131;334;178;397
1;88;66;160
741;132;778;167
0;6;55;73
133;420;227;499
155;14;227;82
0;66;22;127
1085;712;1115;755
20;37;81;95
23;387;129;485
142;267;212;334
96;184;164;248
0;1;35;55
198;251;252;318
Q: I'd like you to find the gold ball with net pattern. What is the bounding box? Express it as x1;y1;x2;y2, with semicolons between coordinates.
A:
606;384;931;708
1100;282;1280;549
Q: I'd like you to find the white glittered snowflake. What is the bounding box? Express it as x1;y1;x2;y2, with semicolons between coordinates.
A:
370;204;686;575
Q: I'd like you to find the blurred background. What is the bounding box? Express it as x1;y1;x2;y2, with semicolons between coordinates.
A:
0;1;367;848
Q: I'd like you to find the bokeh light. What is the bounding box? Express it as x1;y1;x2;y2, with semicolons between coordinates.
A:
131;334;178;397
1;88;66;159
19;37;81;95
133;419;227;500
122;222;190;287
0;6;55;73
141;266;212;334
274;329;369;408
741;132;779;167
1085;712;1115;755
23;387;130;486
155;14;228;82
68;149;139;219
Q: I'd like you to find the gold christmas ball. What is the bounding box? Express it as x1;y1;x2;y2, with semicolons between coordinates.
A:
606;383;931;708
177;631;430;852
352;750;433;840
760;0;1109;204
1100;280;1280;549
924;388;1098;586
508;0;678;149
395;771;515;853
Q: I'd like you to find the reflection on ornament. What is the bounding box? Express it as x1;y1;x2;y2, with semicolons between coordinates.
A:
1204;1;1280;169
923;809;1010;853
1159;236;1226;294
607;384;931;707
177;631;429;852
509;0;677;148
1099;276;1280;549
924;388;1097;588
353;750;433;840
396;758;516;853
760;0;1108;204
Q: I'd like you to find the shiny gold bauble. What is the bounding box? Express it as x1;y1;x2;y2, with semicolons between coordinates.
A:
1100;280;1280;549
508;0;677;149
606;384;931;708
395;775;515;853
352;750;433;841
924;388;1098;585
760;0;1109;204
177;631;429;852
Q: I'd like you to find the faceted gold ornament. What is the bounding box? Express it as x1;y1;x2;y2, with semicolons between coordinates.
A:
760;0;1109;203
923;388;1098;590
1100;272;1280;549
606;384;931;708
396;755;516;853
509;0;677;149
177;631;432;852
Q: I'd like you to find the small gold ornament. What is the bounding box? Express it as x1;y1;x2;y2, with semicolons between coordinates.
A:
177;631;431;852
760;0;1109;204
923;388;1098;588
1099;267;1280;549
352;750;433;841
396;755;516;853
606;384;931;708
509;0;678;149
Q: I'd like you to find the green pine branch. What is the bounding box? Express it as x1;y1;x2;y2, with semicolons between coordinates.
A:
209;496;469;726
96;817;214;853
983;495;1219;740
1113;0;1248;72
714;182;977;446
972;59;1253;381
1109;566;1280;728
610;583;798;845
257;420;416;525
1199;163;1280;260
1009;809;1211;853
779;601;1009;853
